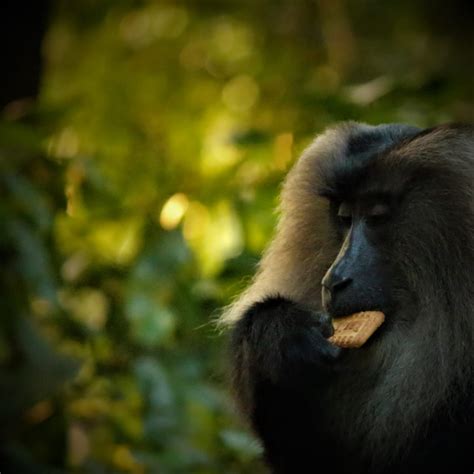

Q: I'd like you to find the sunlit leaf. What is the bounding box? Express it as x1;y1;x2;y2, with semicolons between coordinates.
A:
183;200;243;276
59;288;109;331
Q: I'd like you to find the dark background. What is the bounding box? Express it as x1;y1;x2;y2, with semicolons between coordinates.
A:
0;0;472;472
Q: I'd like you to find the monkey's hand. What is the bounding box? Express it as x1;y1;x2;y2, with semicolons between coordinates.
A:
230;295;341;390
229;296;343;469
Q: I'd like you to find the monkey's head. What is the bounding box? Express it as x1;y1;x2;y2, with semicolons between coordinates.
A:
222;122;474;333
308;123;474;324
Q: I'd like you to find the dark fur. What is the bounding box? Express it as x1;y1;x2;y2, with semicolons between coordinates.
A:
223;122;474;473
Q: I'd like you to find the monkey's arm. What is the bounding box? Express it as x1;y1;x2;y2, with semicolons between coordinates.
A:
229;296;343;472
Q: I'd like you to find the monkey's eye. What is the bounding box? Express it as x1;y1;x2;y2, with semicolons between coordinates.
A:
337;201;352;226
366;203;390;225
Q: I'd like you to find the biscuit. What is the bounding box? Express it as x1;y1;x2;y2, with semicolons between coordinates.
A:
329;311;385;348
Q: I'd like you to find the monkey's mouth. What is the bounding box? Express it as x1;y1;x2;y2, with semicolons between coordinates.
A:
323;297;388;320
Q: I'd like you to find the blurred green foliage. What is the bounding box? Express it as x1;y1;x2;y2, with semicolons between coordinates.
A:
0;0;472;472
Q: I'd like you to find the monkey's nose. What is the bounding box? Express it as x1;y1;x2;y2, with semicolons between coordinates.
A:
321;274;353;315
321;273;353;293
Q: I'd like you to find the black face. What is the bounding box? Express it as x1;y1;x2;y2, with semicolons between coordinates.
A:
321;196;394;317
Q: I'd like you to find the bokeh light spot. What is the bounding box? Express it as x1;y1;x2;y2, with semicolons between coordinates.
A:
222;75;260;112
159;193;189;230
